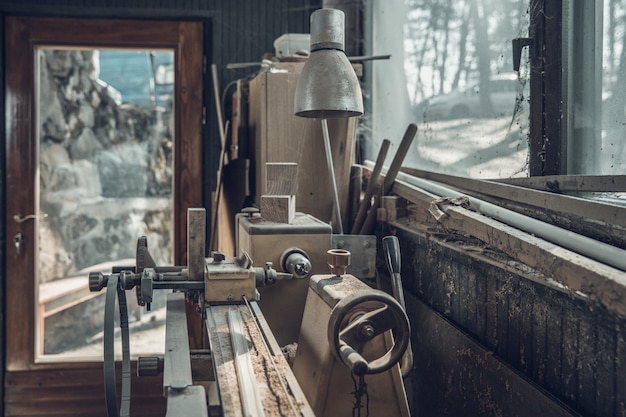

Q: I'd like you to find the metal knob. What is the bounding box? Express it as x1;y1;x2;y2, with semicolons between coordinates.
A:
327;249;351;277
137;355;164;377
89;271;107;292
281;248;312;279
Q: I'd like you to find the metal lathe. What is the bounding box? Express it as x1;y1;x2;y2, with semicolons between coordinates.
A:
89;202;412;417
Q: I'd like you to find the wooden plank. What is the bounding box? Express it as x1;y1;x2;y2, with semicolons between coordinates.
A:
530;294;548;386
518;284;535;377
543;293;563;394
391;179;626;318
495;174;626;192
464;262;478;337
187;208;206;281
4;366;165;417
505;277;522;371
495;277;510;360
577;317;597;414
616;325;626;415
484;272;499;351
474;263;488;342
594;324;617;417
560;308;580;405
401;167;626;229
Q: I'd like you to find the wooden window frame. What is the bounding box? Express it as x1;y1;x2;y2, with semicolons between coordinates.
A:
528;0;563;176
4;13;203;379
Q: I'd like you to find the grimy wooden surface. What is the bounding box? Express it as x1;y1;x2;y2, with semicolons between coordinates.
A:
376;171;626;417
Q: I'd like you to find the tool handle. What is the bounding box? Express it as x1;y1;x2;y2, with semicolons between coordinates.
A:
339;344;369;376
383;236;401;275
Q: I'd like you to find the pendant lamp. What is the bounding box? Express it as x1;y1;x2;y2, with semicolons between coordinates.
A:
294;8;363;118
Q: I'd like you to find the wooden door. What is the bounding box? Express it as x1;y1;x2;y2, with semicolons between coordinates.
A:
4;16;203;416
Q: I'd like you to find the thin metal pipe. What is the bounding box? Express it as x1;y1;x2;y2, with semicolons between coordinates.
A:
321;118;344;234
392;169;626;272
382;236;414;378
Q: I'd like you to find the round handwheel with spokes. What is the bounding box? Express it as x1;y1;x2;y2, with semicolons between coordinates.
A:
327;289;411;376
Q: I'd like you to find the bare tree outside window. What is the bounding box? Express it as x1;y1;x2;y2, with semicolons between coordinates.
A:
366;0;530;179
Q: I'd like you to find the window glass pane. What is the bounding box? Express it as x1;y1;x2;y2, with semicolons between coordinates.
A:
601;0;626;174
37;48;175;360
366;0;530;179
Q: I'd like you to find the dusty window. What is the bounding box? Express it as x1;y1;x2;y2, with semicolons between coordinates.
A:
564;0;626;175
364;0;530;179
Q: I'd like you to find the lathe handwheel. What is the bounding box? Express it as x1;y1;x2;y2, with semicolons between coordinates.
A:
327;289;410;376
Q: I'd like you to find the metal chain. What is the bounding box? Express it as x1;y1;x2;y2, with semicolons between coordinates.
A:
351;372;369;417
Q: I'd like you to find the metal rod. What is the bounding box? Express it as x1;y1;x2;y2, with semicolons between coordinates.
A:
382;236;414;377
321;118;343;234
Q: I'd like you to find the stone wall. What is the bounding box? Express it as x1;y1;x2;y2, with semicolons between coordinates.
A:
38;49;174;282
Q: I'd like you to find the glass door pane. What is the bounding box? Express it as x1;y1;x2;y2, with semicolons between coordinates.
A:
37;48;175;359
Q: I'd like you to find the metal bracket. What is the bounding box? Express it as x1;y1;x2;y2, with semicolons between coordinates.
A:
332;234;376;279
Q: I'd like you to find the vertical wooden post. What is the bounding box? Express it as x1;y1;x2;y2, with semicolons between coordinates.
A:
187;208;206;281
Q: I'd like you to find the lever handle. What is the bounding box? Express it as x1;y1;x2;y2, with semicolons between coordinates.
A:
512;37;532;72
383;236;401;275
382;235;414;377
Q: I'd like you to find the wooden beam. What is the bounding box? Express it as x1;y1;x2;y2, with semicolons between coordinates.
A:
401;167;626;229
495;174;626;192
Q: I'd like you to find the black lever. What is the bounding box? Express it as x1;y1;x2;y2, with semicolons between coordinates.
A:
512;37;532;72
382;236;414;377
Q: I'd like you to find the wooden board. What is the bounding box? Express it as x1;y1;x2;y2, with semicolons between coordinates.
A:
401;167;626;229
248;62;357;231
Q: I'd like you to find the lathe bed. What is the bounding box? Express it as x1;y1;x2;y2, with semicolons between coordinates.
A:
205;300;314;417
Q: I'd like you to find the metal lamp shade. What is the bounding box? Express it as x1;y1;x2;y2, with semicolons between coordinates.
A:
294;50;363;118
294;8;364;119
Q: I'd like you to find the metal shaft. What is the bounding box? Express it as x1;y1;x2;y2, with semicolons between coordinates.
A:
321;118;344;234
382;236;414;377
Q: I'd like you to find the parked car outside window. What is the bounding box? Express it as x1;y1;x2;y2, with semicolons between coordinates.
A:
420;72;518;120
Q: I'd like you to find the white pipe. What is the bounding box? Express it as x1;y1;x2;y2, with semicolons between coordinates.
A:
385;168;626;272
